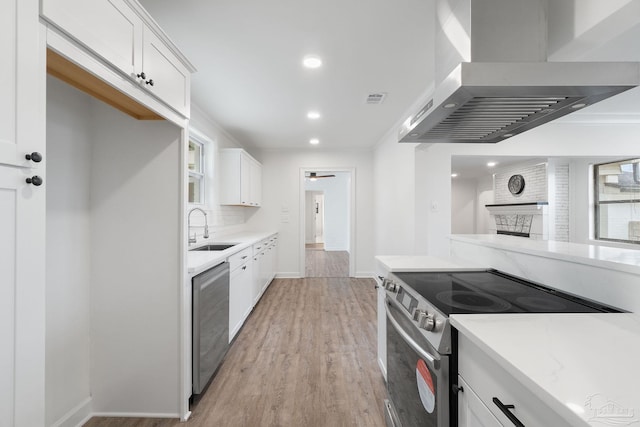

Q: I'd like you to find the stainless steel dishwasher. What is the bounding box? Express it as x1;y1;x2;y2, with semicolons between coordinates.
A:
192;261;230;395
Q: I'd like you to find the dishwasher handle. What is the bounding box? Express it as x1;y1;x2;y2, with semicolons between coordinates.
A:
194;262;229;290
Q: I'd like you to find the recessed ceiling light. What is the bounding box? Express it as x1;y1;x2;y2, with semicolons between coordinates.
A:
571;103;587;109
303;55;322;69
503;133;514;138
451;173;458;178
309;138;320;145
444;103;457;109
487;162;497;167
307;111;321;119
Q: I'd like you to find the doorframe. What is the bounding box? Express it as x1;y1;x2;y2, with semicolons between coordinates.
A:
299;167;356;277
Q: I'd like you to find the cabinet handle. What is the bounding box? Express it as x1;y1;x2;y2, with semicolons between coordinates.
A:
145;79;154;86
242;266;247;270
137;72;146;79
25;152;42;163
492;398;525;427
26;176;43;186
451;384;464;394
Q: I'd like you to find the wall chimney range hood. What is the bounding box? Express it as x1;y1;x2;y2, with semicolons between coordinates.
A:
399;0;640;144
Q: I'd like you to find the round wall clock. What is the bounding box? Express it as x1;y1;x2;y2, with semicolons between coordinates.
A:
508;174;525;195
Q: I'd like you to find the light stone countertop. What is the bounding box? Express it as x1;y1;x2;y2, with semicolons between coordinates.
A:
187;230;278;276
451;313;640;427
375;255;485;272
450;234;640;275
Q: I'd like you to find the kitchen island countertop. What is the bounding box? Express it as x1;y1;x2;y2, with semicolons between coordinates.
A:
451;312;640;427
375;255;485;272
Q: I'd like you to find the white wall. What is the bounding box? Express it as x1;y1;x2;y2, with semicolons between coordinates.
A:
246;149;374;277
46;76;92;426
187;105;248;237
373;132;417;255
305;172;350;251
304;191;317;243
451;178;477;234
476;176;494;234
46;76;184;423
90;99;182;415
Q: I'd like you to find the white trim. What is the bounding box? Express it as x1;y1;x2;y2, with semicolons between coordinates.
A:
355;271;374;279
275;272;302;279
299;167;356;277
90;412;180;418
49;397;92;427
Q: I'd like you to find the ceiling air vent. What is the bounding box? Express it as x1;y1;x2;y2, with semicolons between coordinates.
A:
366;92;387;104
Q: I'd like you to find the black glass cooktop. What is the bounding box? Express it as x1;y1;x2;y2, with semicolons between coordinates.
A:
393;270;621;316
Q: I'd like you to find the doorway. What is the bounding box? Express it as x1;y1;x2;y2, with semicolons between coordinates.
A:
300;168;355;278
306;191;325;248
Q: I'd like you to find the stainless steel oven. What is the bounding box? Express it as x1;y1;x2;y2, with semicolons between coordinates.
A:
385;295;449;427
381;270;622;427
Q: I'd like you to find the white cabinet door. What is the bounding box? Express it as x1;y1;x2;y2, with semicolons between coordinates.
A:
229;261;252;341
220;149;262;207
1;1;46;426
141;25;190;116
252;252;264;305
240;153;252;205
458;377;504;427
40;0;142;77
249;158;261;206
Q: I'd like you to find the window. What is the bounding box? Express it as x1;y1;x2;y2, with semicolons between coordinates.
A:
594;158;640;244
188;138;205;204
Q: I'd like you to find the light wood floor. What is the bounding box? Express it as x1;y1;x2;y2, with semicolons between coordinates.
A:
305;249;349;278
84;278;386;427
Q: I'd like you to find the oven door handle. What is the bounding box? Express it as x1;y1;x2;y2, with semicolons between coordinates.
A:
385;300;440;370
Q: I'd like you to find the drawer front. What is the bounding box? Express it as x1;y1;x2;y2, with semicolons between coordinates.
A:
253;239;268;256
458;335;572;427
228;247;251;271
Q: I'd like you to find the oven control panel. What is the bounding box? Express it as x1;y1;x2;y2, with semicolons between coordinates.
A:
384;274;452;354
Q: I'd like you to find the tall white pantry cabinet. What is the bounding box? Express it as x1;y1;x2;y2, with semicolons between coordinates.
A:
1;1;47;426
2;0;196;425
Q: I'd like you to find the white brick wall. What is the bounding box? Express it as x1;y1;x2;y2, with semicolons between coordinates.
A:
554;164;569;242
494;163;547;204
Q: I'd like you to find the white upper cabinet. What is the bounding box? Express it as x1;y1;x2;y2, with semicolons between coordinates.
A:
40;0;141;76
220;149;262;207
142;25;191;117
40;0;194;117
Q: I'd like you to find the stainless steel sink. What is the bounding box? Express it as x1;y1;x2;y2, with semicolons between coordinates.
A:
190;243;237;251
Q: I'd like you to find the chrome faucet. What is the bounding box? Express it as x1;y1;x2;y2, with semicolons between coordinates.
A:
188;207;209;245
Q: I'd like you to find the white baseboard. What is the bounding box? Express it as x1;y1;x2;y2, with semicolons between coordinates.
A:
51;397;92;427
90;412;179;419
275;272;301;279
355;271;374;279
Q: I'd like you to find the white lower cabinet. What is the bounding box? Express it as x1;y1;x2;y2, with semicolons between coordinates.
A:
458;377;503;427
228;250;253;341
458;334;572;427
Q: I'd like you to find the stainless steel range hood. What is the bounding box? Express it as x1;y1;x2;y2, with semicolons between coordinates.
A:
399;0;640;144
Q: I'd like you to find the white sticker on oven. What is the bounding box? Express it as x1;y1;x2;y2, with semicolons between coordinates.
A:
416;359;435;413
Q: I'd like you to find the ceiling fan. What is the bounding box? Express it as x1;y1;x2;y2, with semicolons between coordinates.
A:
306;172;335;181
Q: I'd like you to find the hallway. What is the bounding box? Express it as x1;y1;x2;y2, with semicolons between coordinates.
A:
84;278;386;427
305;244;350;278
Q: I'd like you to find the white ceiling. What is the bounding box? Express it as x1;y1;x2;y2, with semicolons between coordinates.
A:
140;0;435;150
139;0;640;151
